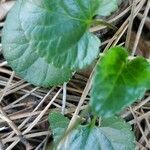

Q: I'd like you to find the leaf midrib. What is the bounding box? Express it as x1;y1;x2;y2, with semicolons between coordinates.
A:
101;61;126;106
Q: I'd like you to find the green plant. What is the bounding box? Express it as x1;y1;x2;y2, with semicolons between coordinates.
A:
48;47;150;150
2;0;121;87
2;0;150;149
49;112;135;150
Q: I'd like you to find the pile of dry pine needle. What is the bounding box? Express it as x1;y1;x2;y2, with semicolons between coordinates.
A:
0;0;150;149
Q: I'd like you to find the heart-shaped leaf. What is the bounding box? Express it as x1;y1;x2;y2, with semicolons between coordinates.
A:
3;0;101;71
2;1;72;87
56;116;135;150
97;0;122;16
90;47;150;118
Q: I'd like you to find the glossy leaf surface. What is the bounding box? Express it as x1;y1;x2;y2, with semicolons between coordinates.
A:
90;47;150;117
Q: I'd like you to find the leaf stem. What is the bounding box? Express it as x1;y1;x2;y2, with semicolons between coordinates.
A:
90;115;97;128
92;19;118;30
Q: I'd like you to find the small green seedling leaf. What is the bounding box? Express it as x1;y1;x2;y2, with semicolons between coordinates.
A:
48;112;69;143
2;1;72;87
97;0;122;16
90;47;150;118
57;116;135;150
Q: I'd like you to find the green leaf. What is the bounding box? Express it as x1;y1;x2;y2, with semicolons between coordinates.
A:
2;0;101;71
2;1;72;87
97;0;122;16
48;112;69;143
58;116;135;150
90;47;150;118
